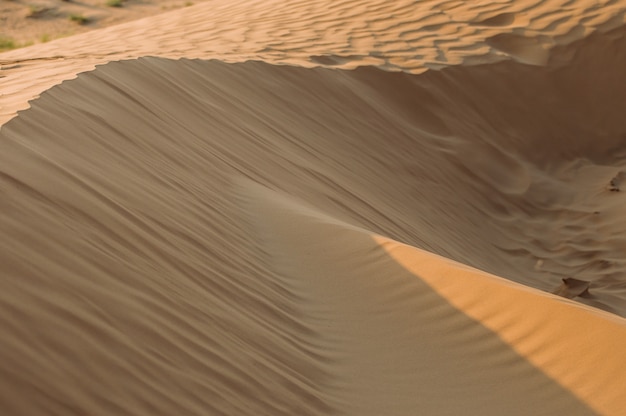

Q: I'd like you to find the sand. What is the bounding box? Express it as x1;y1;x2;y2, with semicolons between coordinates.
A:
1;0;626;414
0;0;202;46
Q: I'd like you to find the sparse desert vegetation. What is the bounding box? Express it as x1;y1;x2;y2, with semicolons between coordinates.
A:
0;36;17;52
0;36;33;51
0;0;208;52
68;13;89;24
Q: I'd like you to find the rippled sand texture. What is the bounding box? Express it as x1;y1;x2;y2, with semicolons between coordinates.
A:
1;0;625;123
2;0;626;415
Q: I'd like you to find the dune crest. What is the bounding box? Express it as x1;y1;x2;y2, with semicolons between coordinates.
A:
2;0;626;414
2;47;626;412
1;0;625;124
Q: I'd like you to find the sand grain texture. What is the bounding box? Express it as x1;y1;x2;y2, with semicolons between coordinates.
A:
1;0;626;415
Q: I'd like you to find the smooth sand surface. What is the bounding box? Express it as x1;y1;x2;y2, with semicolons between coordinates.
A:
1;0;626;414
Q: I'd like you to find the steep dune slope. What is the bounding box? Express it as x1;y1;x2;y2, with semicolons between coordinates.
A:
1;27;626;412
2;0;626;414
245;181;626;415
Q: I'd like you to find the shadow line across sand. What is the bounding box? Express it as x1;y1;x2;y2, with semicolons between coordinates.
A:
1;27;625;413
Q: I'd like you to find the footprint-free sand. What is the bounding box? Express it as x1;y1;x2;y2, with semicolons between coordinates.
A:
1;0;626;414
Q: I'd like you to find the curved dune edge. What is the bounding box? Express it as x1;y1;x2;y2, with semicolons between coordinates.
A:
377;236;626;416
1;0;625;125
1;40;626;413
241;180;626;415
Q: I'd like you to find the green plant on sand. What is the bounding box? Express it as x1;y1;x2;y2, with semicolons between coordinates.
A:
68;13;89;24
0;37;17;52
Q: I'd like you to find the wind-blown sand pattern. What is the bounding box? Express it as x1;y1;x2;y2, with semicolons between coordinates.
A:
1;0;626;414
2;0;625;123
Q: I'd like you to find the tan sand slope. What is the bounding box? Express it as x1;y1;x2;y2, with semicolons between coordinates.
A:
1;0;625;124
2;0;626;414
247;182;626;415
1;24;626;412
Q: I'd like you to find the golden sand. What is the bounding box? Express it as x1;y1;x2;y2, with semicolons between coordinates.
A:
1;0;625;414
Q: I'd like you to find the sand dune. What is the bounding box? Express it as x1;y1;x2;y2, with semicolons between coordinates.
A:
1;0;625;123
2;0;626;414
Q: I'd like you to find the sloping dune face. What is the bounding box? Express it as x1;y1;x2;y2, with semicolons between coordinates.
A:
1;0;625;124
2;23;626;414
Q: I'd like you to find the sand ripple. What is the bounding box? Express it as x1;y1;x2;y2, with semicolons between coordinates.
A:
1;0;626;414
1;27;626;411
1;0;625;124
